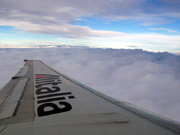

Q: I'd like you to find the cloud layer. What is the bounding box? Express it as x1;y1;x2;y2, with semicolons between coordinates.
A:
0;0;180;37
0;47;180;122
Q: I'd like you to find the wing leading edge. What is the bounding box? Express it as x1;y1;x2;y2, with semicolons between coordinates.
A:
0;60;179;135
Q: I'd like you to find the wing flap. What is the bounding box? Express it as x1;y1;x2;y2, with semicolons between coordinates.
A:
0;78;28;119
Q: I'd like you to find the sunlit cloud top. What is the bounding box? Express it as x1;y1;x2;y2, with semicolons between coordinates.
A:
0;0;180;51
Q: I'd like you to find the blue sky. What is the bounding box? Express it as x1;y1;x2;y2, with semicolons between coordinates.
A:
75;17;180;34
0;0;180;51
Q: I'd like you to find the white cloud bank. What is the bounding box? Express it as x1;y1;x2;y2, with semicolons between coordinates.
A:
0;47;180;122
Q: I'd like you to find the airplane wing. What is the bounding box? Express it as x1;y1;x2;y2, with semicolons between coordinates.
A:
0;60;180;135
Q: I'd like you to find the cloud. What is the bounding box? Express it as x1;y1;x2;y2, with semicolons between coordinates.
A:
0;19;125;38
148;27;178;33
0;0;180;37
0;47;180;123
